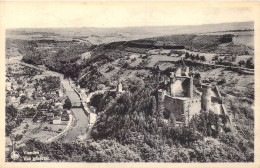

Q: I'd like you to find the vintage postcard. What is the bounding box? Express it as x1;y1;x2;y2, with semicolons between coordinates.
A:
0;1;259;168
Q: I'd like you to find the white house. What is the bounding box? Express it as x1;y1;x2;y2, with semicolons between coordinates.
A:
52;116;62;125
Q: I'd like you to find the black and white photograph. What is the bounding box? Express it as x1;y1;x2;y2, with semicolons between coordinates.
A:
1;1;259;165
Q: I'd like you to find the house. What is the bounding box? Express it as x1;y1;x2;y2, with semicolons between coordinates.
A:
50;91;56;95
61;111;69;121
52;116;62;125
19;92;26;97
37;104;48;114
46;113;54;121
23;108;36;118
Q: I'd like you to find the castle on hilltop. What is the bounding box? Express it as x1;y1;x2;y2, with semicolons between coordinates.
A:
157;61;229;126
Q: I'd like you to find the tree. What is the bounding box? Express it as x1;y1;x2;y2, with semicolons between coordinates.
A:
238;60;245;67
6;105;18;118
195;54;200;60
232;55;237;62
20;95;27;104
149;96;157;116
200;56;206;62
122;62;130;69
6;105;20;136
213;55;219;61
217;78;226;85
24;124;29;129
17;79;23;85
245;57;254;69
185;52;190;59
63;97;72;109
220;34;233;43
32;114;39;123
190;55;195;60
14;134;23;141
194;73;201;79
169;113;176;128
199;112;207;136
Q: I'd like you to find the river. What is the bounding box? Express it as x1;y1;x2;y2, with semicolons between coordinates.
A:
7;57;90;142
42;68;90;142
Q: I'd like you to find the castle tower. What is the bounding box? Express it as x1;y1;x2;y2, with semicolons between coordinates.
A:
175;67;182;77
188;77;193;99
180;58;189;76
117;80;123;93
201;84;211;111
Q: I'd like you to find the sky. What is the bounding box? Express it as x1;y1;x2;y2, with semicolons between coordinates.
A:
1;2;255;28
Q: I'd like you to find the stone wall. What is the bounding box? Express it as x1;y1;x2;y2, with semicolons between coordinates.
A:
188;98;202;118
164;95;189;122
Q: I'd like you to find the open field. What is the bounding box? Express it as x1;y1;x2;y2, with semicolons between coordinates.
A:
10;118;66;145
147;55;181;67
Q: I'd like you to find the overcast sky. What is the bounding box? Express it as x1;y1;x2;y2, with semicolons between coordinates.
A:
1;2;255;28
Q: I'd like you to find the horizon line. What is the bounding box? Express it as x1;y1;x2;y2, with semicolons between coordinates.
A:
5;20;254;30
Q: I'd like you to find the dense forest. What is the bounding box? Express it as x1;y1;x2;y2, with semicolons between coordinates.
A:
15;39;91;80
6;105;22;136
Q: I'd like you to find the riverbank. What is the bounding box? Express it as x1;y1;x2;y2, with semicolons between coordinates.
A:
45;113;73;143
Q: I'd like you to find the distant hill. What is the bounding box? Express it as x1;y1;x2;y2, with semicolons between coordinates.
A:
6;21;254;45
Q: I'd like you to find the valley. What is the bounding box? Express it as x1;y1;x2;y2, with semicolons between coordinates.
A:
5;21;254;162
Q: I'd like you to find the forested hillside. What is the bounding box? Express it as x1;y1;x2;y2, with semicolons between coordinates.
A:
17;76;254;162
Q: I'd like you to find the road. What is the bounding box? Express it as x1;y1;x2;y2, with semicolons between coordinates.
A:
45;113;73;143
